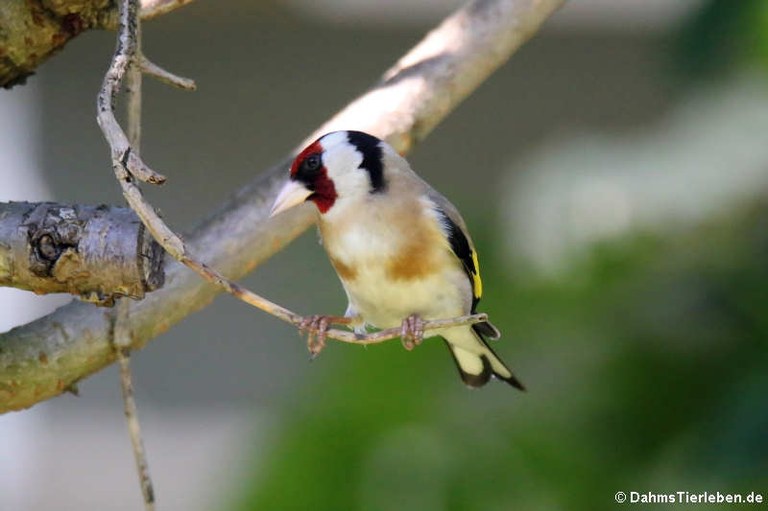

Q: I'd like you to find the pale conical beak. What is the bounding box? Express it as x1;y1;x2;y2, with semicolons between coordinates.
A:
270;179;313;217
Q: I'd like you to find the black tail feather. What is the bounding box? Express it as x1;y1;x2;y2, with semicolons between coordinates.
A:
442;335;526;391
472;321;500;340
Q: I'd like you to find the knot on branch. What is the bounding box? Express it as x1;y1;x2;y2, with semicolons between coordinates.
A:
27;208;81;277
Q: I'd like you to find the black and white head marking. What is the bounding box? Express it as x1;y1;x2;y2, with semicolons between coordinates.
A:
345;131;386;193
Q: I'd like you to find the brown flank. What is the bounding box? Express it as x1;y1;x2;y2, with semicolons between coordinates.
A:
330;257;358;281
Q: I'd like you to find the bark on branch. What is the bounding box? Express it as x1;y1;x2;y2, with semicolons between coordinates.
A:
0;0;566;413
0;0;194;88
0;202;164;304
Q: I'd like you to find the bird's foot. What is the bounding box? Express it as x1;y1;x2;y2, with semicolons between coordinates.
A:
400;314;425;351
299;315;352;359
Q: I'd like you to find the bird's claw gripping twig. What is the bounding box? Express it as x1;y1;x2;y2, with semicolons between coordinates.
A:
299;315;331;359
299;315;359;357
299;315;354;359
400;314;425;351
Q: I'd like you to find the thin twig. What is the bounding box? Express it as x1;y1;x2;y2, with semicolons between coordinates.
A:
320;313;491;344
140;56;196;90
112;1;156;509
126;32;142;153
116;322;155;511
139;0;196;21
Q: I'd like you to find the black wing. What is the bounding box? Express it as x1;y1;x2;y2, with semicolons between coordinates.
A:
435;208;483;313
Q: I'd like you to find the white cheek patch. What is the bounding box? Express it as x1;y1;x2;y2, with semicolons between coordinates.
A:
319;131;348;154
321;133;360;181
320;134;372;203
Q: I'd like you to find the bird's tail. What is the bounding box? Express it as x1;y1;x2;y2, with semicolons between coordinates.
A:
442;324;525;390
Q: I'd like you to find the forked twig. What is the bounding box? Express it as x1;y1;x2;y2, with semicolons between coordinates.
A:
97;0;493;353
108;2;155;509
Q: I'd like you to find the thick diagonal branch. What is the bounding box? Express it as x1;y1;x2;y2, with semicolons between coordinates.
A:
0;0;566;413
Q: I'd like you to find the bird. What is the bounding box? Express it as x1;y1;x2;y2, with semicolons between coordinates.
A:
270;130;524;389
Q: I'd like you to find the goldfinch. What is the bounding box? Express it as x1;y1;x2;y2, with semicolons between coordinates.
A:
271;131;523;389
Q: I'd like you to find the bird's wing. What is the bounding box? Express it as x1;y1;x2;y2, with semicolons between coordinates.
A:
425;187;483;312
423;187;499;340
395;165;499;338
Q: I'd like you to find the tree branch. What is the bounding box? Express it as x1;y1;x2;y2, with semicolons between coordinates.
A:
0;0;566;413
0;201;164;304
0;0;195;88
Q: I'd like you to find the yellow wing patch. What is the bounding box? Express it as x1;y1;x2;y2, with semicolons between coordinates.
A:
471;249;483;300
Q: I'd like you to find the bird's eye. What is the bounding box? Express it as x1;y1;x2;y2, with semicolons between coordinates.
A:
303;154;321;172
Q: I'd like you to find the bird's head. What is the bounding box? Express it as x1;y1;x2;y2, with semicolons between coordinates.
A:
270;130;391;217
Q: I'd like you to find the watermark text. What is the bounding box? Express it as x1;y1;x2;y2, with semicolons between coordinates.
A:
615;491;764;505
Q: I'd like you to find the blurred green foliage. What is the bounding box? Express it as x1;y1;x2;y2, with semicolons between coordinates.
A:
232;202;768;510
676;0;768;80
